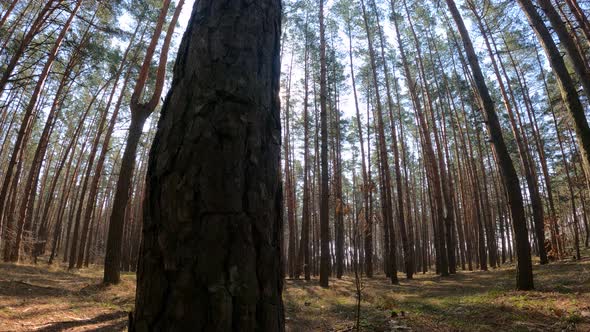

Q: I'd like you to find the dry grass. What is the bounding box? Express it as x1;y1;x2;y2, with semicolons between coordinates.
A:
285;256;590;331
0;255;589;331
0;263;134;331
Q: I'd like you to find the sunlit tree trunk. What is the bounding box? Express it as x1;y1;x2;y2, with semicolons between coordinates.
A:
446;0;534;290
104;0;184;283
516;0;590;186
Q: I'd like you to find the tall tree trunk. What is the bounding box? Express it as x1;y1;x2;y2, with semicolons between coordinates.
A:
0;0;79;252
392;1;446;277
34;82;108;261
346;17;372;279
283;50;296;279
131;1;284;330
471;11;548;265
516;0;590;186
319;0;331;289
360;0;398;284
296;18;311;280
564;0;590;42
104;0;184;283
505;36;561;260
537;0;590;101
378;0;412;279
445;0;534;290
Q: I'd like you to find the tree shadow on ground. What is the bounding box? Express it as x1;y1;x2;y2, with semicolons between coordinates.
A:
35;311;128;332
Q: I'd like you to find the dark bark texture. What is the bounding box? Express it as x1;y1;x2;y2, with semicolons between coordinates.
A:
131;1;284;331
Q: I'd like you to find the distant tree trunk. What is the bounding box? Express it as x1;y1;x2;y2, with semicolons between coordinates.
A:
516;0;590;186
0;0;57;94
332;74;344;279
0;1;79;259
346;18;372;279
284;50;297;279
130;1;284;330
564;0;590;42
296;19;311;280
537;0;590;101
505;37;561;260
0;0;18;32
34;82;107;262
446;0;534;290
104;0;184;284
313;79;321;277
470;11;548;265
380;0;412;279
17;7;94;262
392;1;445;277
361;0;398;284
319;0;331;289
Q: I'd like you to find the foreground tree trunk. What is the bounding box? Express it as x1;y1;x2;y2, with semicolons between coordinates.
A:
130;1;284;330
445;0;534;290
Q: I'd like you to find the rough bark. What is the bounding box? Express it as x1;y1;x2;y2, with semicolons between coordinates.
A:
131;1;284;330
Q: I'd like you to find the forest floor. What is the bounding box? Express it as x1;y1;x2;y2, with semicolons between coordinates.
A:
0;254;588;331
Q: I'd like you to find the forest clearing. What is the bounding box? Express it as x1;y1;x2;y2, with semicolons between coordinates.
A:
1;255;589;331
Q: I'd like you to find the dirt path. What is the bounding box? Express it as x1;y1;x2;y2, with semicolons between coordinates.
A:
0;257;589;331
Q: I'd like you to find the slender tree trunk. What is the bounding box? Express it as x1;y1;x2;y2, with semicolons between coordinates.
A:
564;0;590;42
0;0;57;94
346;19;372;278
537;0;590;101
296;17;311;281
445;0;534;290
283;50;296;279
319;0;331;289
104;0;184;283
361;0;398;284
0;0;78;250
471;12;548;265
392;1;445;277
378;0;412;279
516;0;590;185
